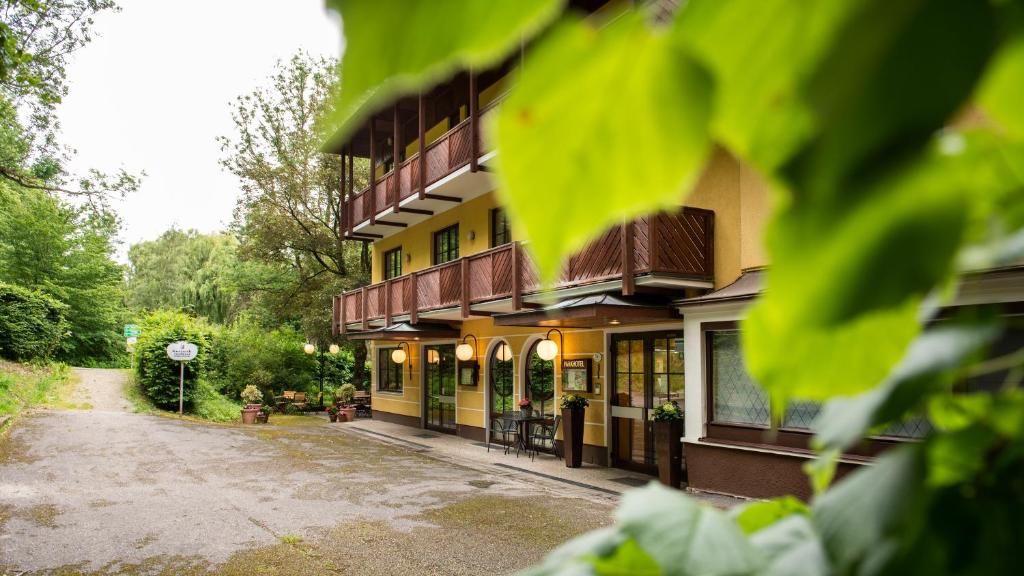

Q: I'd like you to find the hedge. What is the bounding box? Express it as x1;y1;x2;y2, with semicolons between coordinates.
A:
134;310;212;409
0;282;67;361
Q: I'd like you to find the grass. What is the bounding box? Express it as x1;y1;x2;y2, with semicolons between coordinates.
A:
123;371;157;415
0;360;72;428
126;373;242;424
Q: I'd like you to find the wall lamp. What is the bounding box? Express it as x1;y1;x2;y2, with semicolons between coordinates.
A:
536;328;564;362
391;341;412;378
455;334;478;362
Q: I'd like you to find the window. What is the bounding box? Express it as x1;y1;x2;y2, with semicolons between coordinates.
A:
383;247;402;280
526;341;555;417
377;347;403;393
491;208;511;247
489;342;514;417
433;224;459;265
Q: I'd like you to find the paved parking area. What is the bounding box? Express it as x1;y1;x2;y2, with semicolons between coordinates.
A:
0;370;615;575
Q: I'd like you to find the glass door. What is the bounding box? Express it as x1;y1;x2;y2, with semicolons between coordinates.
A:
424;344;457;433
610;332;684;473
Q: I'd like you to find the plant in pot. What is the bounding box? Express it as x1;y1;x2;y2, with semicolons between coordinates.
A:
336;383;356;422
560;394;589;468
327;405;339;422
518;398;533;417
240;385;263;424
652;401;684;488
256;404;272;424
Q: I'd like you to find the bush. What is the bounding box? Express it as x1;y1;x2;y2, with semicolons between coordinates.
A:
134;310;213;409
191;379;242;422
240;384;263;405
0;282;67;361
336;383;355;404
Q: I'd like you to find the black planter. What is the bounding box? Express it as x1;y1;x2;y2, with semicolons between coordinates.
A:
562;407;585;468
655;419;683;488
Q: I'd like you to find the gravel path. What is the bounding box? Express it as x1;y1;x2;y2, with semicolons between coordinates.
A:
0;369;613;575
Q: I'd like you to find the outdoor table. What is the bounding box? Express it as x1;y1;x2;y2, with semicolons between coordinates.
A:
499;412;549;456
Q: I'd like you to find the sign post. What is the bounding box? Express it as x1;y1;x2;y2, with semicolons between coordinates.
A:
166;341;199;414
124;325;141;372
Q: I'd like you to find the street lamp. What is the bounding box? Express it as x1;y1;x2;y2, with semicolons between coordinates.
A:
455;334;478;361
304;341;339;409
391;341;411;377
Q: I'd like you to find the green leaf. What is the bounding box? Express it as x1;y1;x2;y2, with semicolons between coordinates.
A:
803;449;840;496
926;425;999;487
325;0;562;146
614;484;761;576
587;539;661;576
520;526;629;576
749;515;829;576
732;496;810;535
492;11;712;283
813;319;1001;452
978;33;1024;139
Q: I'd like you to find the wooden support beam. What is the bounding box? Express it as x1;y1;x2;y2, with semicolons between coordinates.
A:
396;207;433;216
340;293;347;335
361;288;369;331
369;118;377;225
418;93;426;200
622;221;636;296
392;104;401;213
347;150;354;235
339;147;346;236
469;70;478;173
384;280;392;327
347;232;384;240
511;242;522;312
332;295;340;336
409;273;419;324
460;258;470;318
423;193;462;203
373;220;407;228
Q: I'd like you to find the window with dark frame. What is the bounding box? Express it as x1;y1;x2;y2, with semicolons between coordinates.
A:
491;208;511;247
433;224;460;265
377;347;403;393
383;247;402;280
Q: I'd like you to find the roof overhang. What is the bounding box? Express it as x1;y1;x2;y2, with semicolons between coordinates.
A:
493;294;678;328
675;269;765;309
342;322;461;341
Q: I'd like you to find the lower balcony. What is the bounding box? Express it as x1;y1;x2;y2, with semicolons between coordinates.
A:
333;208;714;333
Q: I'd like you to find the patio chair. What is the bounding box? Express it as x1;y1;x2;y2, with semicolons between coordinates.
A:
291;392;308;411
487;411;520;456
529;415;562;461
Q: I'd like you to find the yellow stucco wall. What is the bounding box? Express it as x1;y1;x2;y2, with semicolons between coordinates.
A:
371;191;507;284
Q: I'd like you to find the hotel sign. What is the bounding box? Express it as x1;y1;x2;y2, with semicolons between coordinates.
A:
562;358;592;392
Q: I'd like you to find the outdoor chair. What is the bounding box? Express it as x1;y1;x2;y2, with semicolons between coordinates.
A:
529;415;562;461
487;411;521;456
291;392;308;411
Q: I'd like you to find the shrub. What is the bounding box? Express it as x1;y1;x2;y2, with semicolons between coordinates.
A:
0;282;67;361
652;401;682;421
191;379;242;422
240;384;263;405
134;310;212;409
560;394;589;410
336;383;355;404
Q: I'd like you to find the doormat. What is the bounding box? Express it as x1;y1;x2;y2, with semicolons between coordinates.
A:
609;476;650;488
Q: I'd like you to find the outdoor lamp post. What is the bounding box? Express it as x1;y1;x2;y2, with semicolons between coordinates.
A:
537;328;564;362
304;341;339;409
391;341;411;378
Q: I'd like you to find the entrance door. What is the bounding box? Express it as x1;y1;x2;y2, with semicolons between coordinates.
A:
424;344;457;433
610;332;684;473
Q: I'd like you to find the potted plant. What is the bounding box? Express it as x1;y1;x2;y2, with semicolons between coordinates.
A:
518;398;533;417
652;401;684;488
240;385;263;424
560;394;589;468
327;405;339;423
336;383;357;422
256;404;272;424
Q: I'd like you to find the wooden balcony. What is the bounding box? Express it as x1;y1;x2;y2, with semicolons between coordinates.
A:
333;208;714;334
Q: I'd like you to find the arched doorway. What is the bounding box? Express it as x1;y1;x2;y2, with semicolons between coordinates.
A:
525;340;555;417
489;340;514;424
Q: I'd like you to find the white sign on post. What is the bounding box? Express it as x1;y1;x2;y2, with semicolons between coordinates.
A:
166;341;198;414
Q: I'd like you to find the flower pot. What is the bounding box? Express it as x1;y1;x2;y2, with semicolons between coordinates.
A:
654;419;684;489
520;407;533;417
241;407;260;425
339;407;356;422
255;413;268;424
562;407;586;468
328;413;338;422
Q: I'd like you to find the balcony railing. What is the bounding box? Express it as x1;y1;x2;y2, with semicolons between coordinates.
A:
333;208;714;332
345;99;502;231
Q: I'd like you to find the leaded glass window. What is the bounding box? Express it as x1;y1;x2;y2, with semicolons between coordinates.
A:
490;342;514;417
526;341;555;417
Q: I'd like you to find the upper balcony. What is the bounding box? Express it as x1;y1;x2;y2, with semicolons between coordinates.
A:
332;208;714;334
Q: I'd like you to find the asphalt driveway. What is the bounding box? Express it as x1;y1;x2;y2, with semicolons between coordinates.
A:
0;369;612;575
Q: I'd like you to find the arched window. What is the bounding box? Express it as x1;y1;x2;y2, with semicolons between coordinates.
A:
526;340;555;416
489;341;514;418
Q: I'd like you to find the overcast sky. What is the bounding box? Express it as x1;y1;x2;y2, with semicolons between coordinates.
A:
58;0;341;261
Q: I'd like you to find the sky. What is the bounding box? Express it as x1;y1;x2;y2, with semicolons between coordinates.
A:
58;0;342;261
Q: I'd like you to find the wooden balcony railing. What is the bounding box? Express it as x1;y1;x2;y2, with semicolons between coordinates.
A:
333;208;714;333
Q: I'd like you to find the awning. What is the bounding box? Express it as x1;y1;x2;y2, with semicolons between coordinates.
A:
342;322;461;341
675;269;764;307
493;293;678;328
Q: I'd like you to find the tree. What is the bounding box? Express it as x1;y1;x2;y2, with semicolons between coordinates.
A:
327;0;1024;574
219;53;371;385
125;229;239;325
